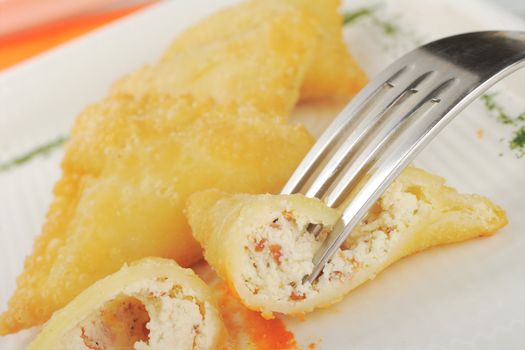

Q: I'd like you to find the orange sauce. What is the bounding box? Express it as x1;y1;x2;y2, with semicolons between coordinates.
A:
215;283;296;350
243;308;296;350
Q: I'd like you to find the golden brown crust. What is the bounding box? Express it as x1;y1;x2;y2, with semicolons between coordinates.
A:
162;0;367;101
113;6;319;115
286;0;368;99
0;96;313;335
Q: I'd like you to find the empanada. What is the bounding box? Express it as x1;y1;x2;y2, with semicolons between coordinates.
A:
0;95;313;334
186;167;507;318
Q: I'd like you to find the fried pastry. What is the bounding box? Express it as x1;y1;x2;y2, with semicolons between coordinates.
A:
27;258;227;350
160;0;367;101
0;95;313;334
0;0;367;336
112;4;318;115
186;167;507;318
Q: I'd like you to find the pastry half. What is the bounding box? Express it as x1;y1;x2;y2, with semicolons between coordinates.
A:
186;167;507;318
28;258;227;350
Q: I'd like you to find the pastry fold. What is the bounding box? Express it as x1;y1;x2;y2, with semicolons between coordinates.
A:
28;258;227;350
186;167;507;318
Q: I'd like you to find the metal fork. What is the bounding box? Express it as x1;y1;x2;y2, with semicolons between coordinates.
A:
281;31;525;284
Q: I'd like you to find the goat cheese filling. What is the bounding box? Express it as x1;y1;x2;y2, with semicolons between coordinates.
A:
241;183;431;302
64;278;216;350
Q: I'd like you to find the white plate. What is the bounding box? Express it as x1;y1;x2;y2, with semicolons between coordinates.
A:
1;0;524;349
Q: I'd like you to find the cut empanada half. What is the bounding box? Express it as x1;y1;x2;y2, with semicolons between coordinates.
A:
186;167;507;318
28;258;227;350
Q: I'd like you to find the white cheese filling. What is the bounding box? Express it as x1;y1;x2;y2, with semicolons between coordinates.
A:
241;183;431;302
64;278;217;350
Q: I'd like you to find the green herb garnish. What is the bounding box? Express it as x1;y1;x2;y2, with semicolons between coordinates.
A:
343;8;374;25
481;93;525;158
0;135;68;172
481;93;524;126
509;126;525;158
342;7;399;36
378;20;397;35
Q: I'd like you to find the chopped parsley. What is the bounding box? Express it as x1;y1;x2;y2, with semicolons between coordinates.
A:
343;8;374;25
509;126;525;158
0;135;68;172
342;7;398;36
481;93;525;158
481;93;522;125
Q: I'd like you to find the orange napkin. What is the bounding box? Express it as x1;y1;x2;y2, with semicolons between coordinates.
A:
0;2;154;70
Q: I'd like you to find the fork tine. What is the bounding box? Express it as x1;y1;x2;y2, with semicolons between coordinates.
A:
305;71;506;284
304;79;477;284
281;64;410;195
302;69;436;202
321;76;458;208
